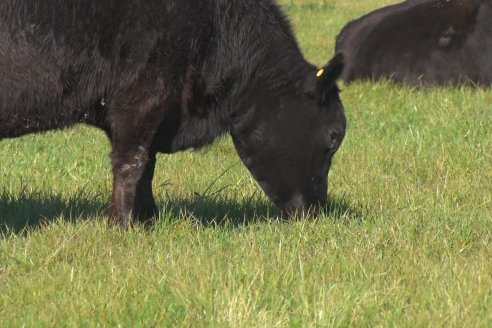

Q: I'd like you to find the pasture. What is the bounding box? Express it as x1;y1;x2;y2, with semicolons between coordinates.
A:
1;0;491;326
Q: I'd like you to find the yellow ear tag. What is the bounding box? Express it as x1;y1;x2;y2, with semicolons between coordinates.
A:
316;68;324;78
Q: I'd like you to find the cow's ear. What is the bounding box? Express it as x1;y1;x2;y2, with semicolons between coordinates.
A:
306;53;344;105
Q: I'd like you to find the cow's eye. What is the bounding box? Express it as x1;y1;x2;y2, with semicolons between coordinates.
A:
325;147;336;156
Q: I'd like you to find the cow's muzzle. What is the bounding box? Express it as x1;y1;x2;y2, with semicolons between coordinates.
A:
280;193;327;219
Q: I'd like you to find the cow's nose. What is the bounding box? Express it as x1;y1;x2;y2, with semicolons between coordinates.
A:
282;192;327;218
313;194;327;208
281;192;306;217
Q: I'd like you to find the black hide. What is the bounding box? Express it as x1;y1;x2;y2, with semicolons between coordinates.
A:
0;0;346;226
335;0;492;86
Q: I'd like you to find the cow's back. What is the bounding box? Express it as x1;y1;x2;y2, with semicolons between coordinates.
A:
0;0;212;137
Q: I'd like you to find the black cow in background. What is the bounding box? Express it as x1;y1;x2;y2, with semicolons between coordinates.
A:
0;0;346;227
335;0;492;86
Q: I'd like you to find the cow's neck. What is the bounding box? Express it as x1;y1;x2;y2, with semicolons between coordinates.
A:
165;0;313;153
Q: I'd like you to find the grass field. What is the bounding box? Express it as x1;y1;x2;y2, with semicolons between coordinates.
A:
1;0;491;326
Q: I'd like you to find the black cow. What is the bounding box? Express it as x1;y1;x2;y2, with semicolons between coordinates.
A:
335;0;492;86
0;0;346;227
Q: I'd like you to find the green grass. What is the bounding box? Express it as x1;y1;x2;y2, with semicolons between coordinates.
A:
1;0;492;326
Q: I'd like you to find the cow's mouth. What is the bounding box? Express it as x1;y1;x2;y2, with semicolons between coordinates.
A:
279;191;329;218
256;176;328;218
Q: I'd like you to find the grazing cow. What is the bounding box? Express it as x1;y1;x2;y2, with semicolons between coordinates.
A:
335;0;492;86
0;0;346;227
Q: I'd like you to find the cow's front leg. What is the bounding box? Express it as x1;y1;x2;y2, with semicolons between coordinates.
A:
133;151;158;224
110;146;153;229
106;82;172;227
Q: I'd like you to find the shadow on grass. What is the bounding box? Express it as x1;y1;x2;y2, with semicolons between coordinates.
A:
0;190;108;235
1;190;364;235
160;194;364;228
160;194;277;228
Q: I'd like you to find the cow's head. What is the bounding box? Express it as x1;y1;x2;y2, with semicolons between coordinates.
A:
232;54;346;217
